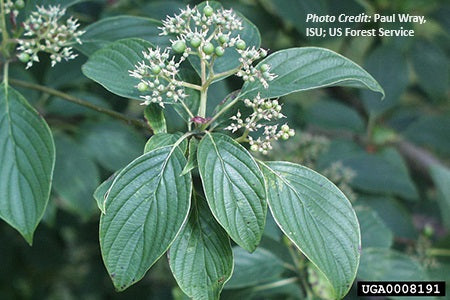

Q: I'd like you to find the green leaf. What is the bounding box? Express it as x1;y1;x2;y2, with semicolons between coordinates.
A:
305;98;365;133
80;120;146;172
144;132;188;154
318;144;419;201
349;151;418;201
144;104;167;134
77;16;170;56
430;164;450;229
411;39;449;100
188;2;261;82
357;196;417;240
94;173;118;214
43;57;88;89
169;195;233;299
82;38;153;100
181;138;199;176
225;247;285;289
197;133;267;252
358;248;426;281
53;134;99;219
403;115;450;157
361;45;409;116
100;145;191;290
260;161;360;299
355;206;393;249
239;47;384;100
0;84;55;244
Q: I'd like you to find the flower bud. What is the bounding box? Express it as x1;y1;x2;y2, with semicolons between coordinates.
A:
215;46;225;57
203;5;213;17
190;36;201;48
250;144;259;152
202;42;215;55
137;82;148;92
172;40;186;53
260;64;269;72
218;34;229;44
236;39;246;50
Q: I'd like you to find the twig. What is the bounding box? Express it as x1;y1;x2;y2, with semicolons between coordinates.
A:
8;78;152;131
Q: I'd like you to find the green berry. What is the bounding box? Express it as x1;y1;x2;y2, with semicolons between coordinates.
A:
236;39;246;50
17;53;30;63
203;5;214;17
281;133;290;140
218;34;229;44
190;36;201;48
281;124;289;132
151;65;161;75
260;64;269;72
215;46;225;57
15;0;25;9
172;40;186;53
250;144;259;152
202;42;215;55
137;82;148;92
424;224;434;237
264;102;272;109
289;129;295;137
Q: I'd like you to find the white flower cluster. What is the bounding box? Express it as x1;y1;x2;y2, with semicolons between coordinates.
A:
225;93;295;154
130;2;277;109
160;4;243;35
129;47;188;107
16;5;84;69
159;3;275;82
236;51;275;88
4;0;24;17
159;3;246;61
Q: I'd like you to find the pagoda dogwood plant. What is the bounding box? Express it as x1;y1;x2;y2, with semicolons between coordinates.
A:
0;1;384;299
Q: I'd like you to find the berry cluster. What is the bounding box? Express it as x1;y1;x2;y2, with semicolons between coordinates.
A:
237;51;275;88
4;0;24;18
159;3;246;62
160;3;276;83
129;47;187;107
225;93;295;154
16;5;84;69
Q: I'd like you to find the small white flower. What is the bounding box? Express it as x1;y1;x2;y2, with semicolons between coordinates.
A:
225;93;294;153
129;47;187;107
16;5;84;69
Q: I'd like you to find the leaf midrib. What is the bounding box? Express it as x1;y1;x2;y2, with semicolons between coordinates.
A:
205;133;257;243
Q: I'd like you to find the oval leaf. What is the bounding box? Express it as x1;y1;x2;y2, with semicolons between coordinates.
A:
94;172;118;214
53;134;99;219
77;16;170;56
358;248;426;281
260;161;360;299
225;247;285;289
99;146;191;290
197;132;266;252
169;195;233;299
82;38;153;100
144;132;188;154
239;47;384;100
0;84;55;244
144;104;167;134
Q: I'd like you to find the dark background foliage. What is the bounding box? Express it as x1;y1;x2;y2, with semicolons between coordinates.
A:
1;0;449;299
